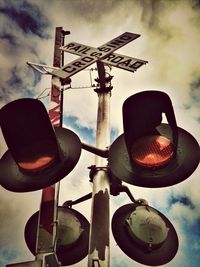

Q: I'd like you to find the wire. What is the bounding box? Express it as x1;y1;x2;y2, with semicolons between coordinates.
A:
35;87;51;99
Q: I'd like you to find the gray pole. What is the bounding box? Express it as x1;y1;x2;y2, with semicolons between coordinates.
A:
88;61;111;267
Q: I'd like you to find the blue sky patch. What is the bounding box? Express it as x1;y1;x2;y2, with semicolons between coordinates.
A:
178;218;200;267
0;249;18;267
64;115;95;144
110;127;119;143
168;194;195;209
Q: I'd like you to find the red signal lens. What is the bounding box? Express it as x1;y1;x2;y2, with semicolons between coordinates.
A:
18;156;55;173
131;135;174;169
16;140;58;173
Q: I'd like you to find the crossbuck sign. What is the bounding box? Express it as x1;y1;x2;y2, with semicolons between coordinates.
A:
52;32;148;79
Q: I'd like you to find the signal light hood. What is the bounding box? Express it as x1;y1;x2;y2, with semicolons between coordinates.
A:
0;98;81;192
108;123;199;188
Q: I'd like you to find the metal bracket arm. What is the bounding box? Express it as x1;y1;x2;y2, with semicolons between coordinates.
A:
82;142;109;158
109;175;148;205
63;192;92;208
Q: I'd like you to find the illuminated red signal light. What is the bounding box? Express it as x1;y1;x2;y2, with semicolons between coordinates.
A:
18;156;54;172
16;140;58;173
131;135;174;169
0;98;82;192
108;91;200;188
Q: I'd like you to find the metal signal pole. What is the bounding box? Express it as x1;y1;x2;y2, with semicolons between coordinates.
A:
88;61;112;267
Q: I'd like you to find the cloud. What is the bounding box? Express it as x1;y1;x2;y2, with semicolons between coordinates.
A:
0;0;54;108
0;188;40;265
0;0;50;38
62;0;122;23
190;77;200;105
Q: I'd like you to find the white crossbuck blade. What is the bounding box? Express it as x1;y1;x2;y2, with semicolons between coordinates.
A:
60;42;147;74
52;32;147;79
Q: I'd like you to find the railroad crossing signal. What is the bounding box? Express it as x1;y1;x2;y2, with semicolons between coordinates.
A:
52;32;147;79
0;98;82;192
3;28;199;267
108;90;200;188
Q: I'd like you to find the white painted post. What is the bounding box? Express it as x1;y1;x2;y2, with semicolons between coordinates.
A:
88;62;111;267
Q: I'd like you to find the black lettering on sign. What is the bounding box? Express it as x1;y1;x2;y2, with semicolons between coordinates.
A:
90;51;102;58
79;47;91;55
104;54;115;61
73;61;85;68
63;65;76;73
63;43;75;49
119;59;131;66
120;34;133;41
111;56;124;63
104;54;124;63
130;61;144;69
82;56;94;63
98;47;111;53
107;33;134;48
71;45;82;52
107;39;124;48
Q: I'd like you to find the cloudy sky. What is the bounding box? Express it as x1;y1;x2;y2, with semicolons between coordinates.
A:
0;0;200;266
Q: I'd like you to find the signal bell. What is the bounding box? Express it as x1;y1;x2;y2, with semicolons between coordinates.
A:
108;91;200;188
112;203;178;266
0;98;81;192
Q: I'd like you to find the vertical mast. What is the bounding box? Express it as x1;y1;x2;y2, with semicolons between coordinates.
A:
88;61;111;267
